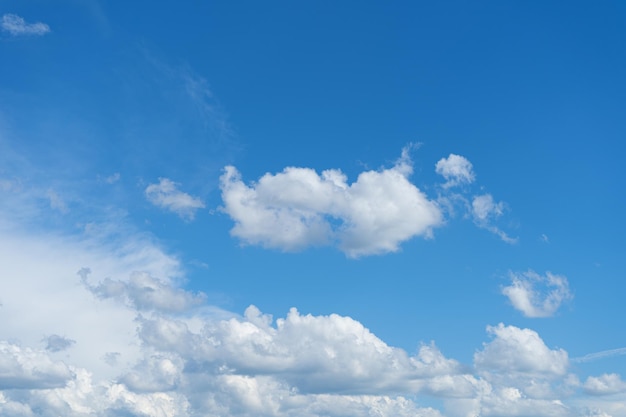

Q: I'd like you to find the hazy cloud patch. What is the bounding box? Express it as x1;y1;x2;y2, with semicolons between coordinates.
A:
145;178;204;220
43;335;75;352
502;271;573;318
1;14;50;36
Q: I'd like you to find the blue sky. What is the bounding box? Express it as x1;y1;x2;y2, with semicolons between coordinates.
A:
1;1;625;416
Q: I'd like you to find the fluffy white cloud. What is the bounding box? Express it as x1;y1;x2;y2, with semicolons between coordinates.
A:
1;14;50;36
502;271;573;318
0;342;73;390
220;147;443;257
136;305;465;396
145;178;205;220
435;154;475;188
475;323;569;377
82;269;206;313
584;374;626;396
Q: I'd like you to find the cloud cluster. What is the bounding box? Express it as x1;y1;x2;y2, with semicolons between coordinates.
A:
145;178;205;220
1;224;623;416
219;149;519;254
502;271;573;318
1;14;50;36
220;147;442;257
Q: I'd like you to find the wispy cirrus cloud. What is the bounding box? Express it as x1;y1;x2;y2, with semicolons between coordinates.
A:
502;270;573;318
1;14;50;36
145;178;205;221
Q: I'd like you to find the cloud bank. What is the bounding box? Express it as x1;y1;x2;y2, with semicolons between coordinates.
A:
0;224;622;416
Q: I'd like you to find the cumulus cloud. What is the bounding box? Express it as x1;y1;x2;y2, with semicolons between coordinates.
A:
502;271;573;318
475;323;569;377
145;177;205;220
1;14;50;36
435;154;475;188
220;147;443;257
136;305;465;396
584;374;626;396
0;342;73;389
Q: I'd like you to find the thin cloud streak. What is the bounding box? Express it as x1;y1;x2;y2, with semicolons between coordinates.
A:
572;347;626;363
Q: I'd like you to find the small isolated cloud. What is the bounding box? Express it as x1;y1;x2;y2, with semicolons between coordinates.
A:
145;178;204;220
502;270;573;318
584;374;626;396
220;147;443;257
435;154;475;188
471;194;517;243
46;189;68;213
43;334;75;352
104;172;120;184
475;323;569;377
1;14;50;36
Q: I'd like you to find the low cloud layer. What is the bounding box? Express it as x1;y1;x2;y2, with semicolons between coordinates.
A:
502;271;573;318
0;226;623;416
220;147;443;257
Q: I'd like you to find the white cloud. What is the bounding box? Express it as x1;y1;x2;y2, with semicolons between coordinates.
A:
0;341;73;389
573;347;626;363
2;222;626;416
502;270;573;317
435;154;475;188
475;323;569;377
136;305;465;396
1;14;50;36
145;177;205;220
471;194;517;243
502;271;573;318
584;374;626;396
220;147;443;257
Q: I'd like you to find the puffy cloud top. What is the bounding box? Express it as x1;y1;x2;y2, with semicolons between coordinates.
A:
435;154;475;188
220;148;442;257
475;324;569;377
